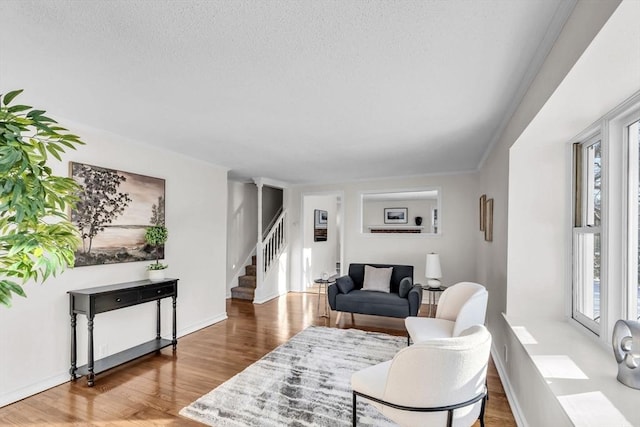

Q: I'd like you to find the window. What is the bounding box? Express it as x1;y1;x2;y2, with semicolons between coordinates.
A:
573;136;602;334
627;118;640;320
570;91;640;339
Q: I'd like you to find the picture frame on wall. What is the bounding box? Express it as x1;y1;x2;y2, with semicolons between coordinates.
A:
384;207;408;224
315;209;328;226
69;162;166;266
314;209;328;242
484;198;494;242
479;194;486;231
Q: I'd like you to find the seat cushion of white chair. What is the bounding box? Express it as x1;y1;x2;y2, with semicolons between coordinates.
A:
405;317;455;342
351;360;391;399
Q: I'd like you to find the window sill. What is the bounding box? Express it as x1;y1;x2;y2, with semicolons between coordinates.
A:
504;314;639;426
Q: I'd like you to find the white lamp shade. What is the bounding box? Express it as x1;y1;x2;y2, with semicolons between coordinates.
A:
425;253;442;279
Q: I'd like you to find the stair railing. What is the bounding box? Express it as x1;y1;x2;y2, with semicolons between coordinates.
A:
261;209;287;275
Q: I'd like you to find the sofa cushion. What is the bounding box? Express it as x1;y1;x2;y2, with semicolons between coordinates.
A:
348;264;413;294
335;275;355;294
398;277;413;298
363;265;393;293
336;290;410;318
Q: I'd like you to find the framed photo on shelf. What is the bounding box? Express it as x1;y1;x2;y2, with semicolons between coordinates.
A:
384;207;408;224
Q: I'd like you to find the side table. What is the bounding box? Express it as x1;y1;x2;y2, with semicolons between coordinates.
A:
420;284;445;317
314;277;335;318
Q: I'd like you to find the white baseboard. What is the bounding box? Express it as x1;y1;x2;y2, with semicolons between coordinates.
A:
0;371;70;408
490;344;528;427
176;313;228;338
0;312;229;409
253;290;284;304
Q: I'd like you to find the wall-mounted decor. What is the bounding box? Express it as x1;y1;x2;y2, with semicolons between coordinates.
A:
479;194;486;231
384;207;408;224
484;198;494;242
70;162;166;266
314;209;328;242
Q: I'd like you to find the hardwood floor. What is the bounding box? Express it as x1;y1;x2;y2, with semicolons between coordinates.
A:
0;293;516;426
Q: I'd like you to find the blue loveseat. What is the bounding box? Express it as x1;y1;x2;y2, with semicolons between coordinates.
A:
327;263;422;324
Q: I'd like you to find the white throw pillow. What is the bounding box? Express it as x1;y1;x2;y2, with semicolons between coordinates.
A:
362;265;393;293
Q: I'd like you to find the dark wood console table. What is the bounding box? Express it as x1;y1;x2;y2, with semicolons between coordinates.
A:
68;278;178;386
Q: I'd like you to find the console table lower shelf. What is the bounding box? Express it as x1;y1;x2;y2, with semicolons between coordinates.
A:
68;278;178;386
74;338;174;378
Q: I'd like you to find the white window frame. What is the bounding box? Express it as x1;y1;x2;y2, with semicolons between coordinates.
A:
568;91;640;345
622;111;640;320
572;133;603;335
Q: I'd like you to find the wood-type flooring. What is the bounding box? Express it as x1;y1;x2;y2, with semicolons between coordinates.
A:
0;292;516;426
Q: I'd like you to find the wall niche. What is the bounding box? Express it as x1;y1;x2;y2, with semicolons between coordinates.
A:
360;188;441;235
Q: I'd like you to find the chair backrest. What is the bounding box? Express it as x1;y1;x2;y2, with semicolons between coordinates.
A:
382;325;492;427
348;263;413;294
436;282;488;337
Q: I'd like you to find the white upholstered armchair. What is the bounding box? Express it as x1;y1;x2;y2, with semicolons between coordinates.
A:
405;282;488;344
351;325;492;427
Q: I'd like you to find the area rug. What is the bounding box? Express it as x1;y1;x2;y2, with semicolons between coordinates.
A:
179;326;405;426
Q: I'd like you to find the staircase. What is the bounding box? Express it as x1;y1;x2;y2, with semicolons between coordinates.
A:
231;256;257;301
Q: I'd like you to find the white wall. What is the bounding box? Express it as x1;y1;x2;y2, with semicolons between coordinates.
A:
475;0;626;425
302;194;340;287
0;120;229;407
288;174;477;292
227;181;258;294
508;1;639;320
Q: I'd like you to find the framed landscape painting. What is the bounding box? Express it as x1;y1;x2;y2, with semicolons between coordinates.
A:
69;162;166;266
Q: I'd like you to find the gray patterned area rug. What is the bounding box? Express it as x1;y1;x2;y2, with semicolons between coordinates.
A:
179;326;405;426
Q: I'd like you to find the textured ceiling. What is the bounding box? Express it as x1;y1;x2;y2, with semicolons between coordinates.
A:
0;0;575;185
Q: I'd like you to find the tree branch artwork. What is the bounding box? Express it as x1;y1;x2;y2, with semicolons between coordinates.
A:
70;163;165;266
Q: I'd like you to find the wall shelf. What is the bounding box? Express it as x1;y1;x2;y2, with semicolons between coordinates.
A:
368;226;424;234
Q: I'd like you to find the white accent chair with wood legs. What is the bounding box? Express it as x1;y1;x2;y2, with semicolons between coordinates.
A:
351;325;492;427
405;282;488;344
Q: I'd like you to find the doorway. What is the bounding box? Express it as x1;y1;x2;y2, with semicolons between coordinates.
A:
301;192;343;289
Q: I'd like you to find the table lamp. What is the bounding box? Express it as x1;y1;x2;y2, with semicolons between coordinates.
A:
425;253;442;288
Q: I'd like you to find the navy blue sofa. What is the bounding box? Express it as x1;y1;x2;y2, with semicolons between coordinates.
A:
328;263;422;322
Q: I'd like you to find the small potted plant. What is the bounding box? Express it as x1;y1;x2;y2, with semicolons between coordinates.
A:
145;225;168;281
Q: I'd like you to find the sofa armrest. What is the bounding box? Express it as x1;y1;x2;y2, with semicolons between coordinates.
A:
334;275;354;293
328;283;339;310
398;277;413;298
407;285;423;316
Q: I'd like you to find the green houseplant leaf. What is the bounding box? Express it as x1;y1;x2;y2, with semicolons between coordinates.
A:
0;89;85;307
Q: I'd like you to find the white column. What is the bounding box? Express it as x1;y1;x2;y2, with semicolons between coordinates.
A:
256;180;264;296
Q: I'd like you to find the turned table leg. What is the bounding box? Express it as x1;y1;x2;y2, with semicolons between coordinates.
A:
87;315;95;387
